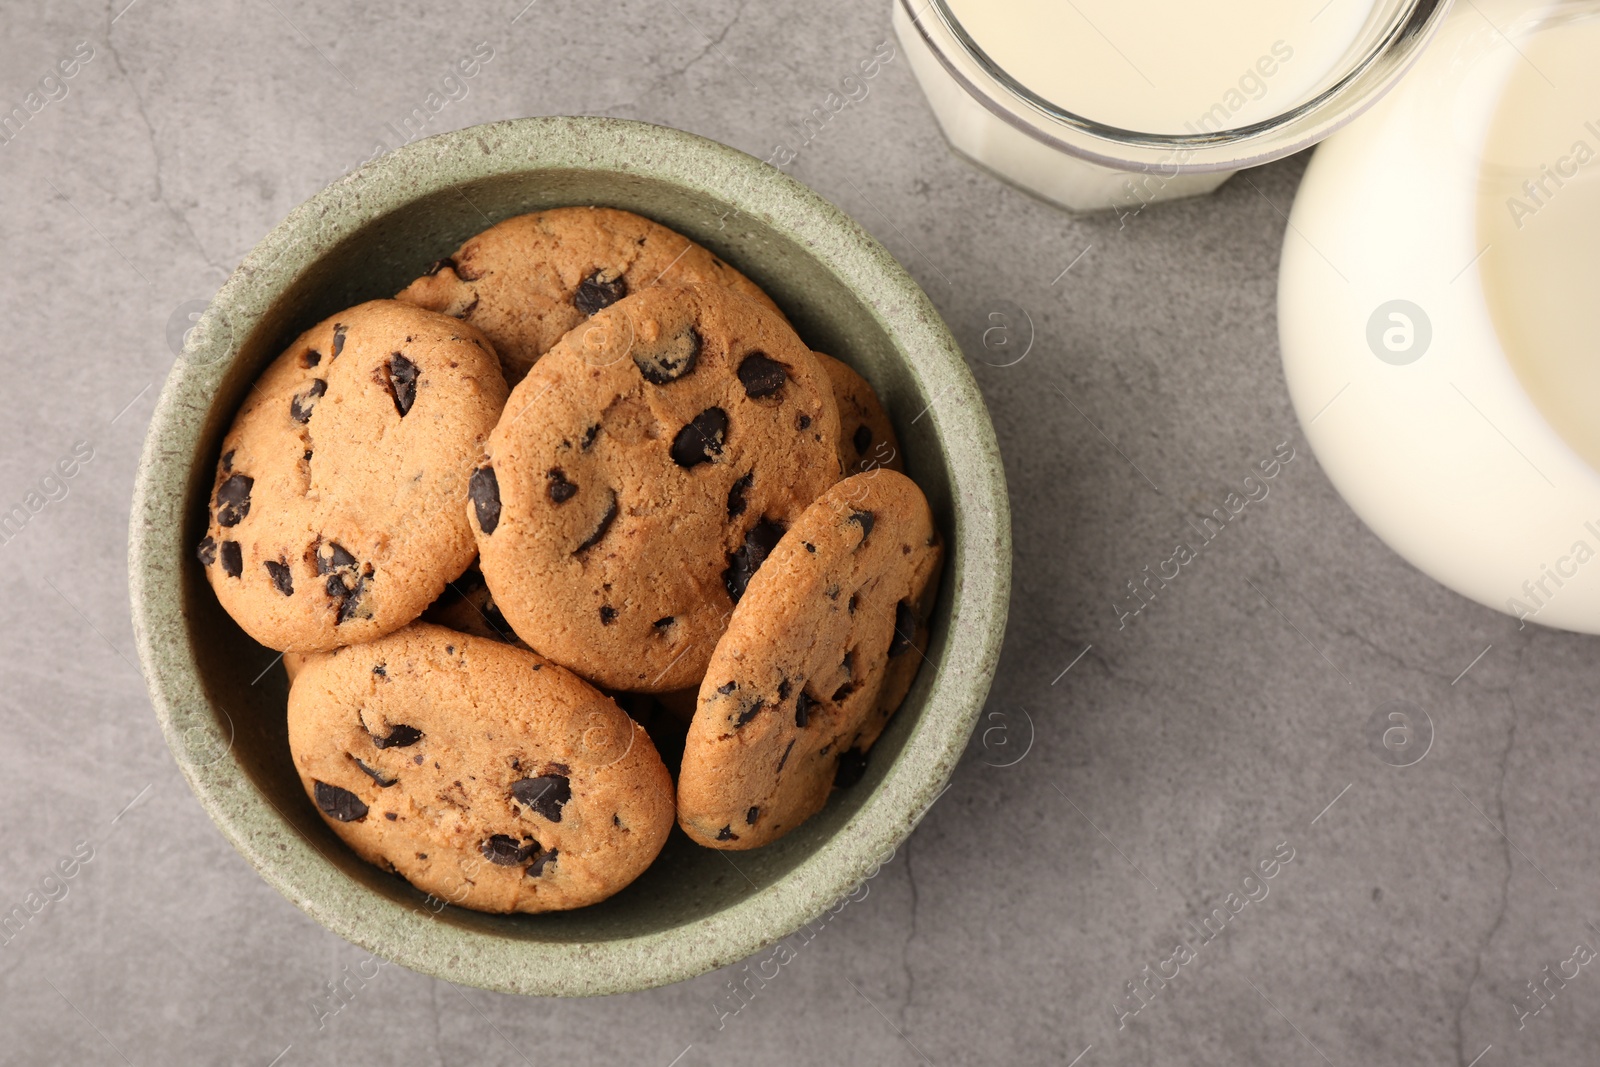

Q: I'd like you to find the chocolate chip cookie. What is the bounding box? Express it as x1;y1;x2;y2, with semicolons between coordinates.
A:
287;622;675;913
676;470;942;849
813;352;904;476
471;282;842;693
396;206;782;386
198;300;508;652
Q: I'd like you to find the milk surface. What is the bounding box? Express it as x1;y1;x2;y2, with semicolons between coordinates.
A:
942;0;1381;133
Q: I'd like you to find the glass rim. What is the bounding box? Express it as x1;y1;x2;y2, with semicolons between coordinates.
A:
899;0;1455;172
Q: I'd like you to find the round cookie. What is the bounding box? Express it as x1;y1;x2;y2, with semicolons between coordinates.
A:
197;300;508;652
813;352;905;476
677;470;942;850
396;206;783;386
471;282;843;692
287;622;675;914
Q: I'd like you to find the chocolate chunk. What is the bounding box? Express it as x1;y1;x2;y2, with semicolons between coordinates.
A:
313;780;368;822
670;407;728;468
196;536;217;567
796;413;811;430
219;540;242;578
716;681;737;695
735;699;764;727
214;473;253;527
777;739;795;771
634;326;701;385
331;324;347;357
511;775;571;822
547;468;577;504
723;518;786;604
220;450;234;471
469;466;500;534
599;605;617;625
852;424;872;457
795;690;815;728
290;379;327;423
352;757;396;787
574;490;618;554
302;349;321;368
849;510;875;541
386;354;419;416
316;541;358;574
834;749;869;788
482;834;540;866
264;559;294;596
334;575;371;623
736;353;787;398
526;847;559;877
727;471;753;519
715;825;739;841
582;423;600;450
574;269;627;316
889;600;917;656
372;724;423;749
746;806;760;825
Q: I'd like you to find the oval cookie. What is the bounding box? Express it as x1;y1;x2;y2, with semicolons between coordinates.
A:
813;352;904;476
198;300;508;652
287;622;675;913
472;282;843;692
677;470;942;849
396;206;782;386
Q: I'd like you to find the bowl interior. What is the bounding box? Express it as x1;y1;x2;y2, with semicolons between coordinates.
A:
138;120;1007;994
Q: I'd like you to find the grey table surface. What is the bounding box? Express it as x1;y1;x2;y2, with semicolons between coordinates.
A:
2;1;1595;1064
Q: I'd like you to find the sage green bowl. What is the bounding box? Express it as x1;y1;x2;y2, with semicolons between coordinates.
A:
128;116;1010;996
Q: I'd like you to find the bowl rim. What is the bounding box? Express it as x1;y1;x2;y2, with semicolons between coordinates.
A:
128;115;1011;996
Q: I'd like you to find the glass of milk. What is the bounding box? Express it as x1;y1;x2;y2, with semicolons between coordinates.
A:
893;0;1453;212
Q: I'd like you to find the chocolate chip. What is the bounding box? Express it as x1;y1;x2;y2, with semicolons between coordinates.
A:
372;724;423;749
795;690;815;728
316;541;358;575
653;616;674;632
547;468;577;504
331;324;347;357
599;605;617;625
735;698;764;727
849;510;875;541
511;775;571;821
482;834;540;866
469;466;500;534
852;424;872;457
777;677;791;701
385;812;398;820
670;407;728;467
634;326;701;385
834;749;869;788
777;739;795;771
220;450;234;471
196;536;217;567
454;294;480;320
264;559;293;596
889;600;916;657
736;353;787;398
832;681;856;702
219;540;242;578
727;471;753;519
796;413;812;431
804;542;816;553
526;847;559;877
303;349;321;368
723;518;785;603
334;575;372;623
386;354;419;416
574;269;627;316
215;474;253;527
290;379;326;423
746;806;760;825
313;780;368;822
848;594;858;615
352;757;396;787
582;424;600;450
575;490;618;554
372;664;386;676
716;681;737;695
716;826;739;841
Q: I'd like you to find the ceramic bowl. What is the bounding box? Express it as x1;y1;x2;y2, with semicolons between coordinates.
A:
129;116;1010;996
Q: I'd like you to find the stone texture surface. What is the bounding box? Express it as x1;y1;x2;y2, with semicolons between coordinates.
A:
0;1;1592;1064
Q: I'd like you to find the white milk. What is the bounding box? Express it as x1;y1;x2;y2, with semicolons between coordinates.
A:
941;0;1379;134
1476;16;1600;474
